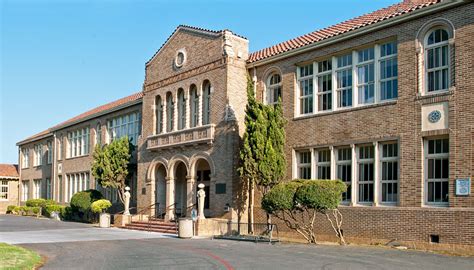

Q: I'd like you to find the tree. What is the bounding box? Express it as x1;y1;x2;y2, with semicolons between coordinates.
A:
238;75;286;230
262;180;347;245
91;136;134;206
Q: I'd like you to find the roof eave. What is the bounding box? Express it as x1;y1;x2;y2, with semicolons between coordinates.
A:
247;0;464;68
16;132;53;146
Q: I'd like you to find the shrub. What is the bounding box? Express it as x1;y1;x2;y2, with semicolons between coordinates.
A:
295;180;346;210
60;206;74;220
6;205;16;214
44;205;66;217
91;199;112;213
261;180;304;214
70;189;103;213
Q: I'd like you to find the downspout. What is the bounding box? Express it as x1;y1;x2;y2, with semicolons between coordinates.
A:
52;133;57;201
17;146;21;206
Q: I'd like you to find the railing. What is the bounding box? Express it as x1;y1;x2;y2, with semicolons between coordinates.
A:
147;124;215;150
217;222;280;243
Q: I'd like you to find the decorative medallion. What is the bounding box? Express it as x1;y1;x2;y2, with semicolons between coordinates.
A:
174;49;186;68
428;110;442;123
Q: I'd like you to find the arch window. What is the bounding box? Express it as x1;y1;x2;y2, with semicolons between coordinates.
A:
425;28;450;93
202;81;211;125
190;85;199;128
266;73;282;105
155;96;163;134
177;88;186;130
166;92;174;132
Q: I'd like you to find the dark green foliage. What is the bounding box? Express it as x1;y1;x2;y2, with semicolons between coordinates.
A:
44;205;66;217
25;198;56;208
91;136;134;205
261;181;304;214
295;180;346;211
6;205;16;213
61;206;74;220
70;189;103;213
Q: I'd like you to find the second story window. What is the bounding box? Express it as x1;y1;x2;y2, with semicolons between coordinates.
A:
425;28;450;93
190;85;199;128
21;148;29;169
380;42;398;101
177;88;186;130
96;124;102;146
47;141;52;164
155;96;163;134
57;137;63;160
202;81;211;125
67;127;90;158
33;144;43;166
166;92;174;132
356;48;375;104
266;73;282;105
336;54;353;108
298;64;314;115
316;60;332;111
107;112;140;145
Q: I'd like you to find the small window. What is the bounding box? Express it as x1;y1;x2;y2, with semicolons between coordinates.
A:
297;151;312;179
189;85;199;128
357;145;375;203
316;149;331;179
425;28;450;93
337;147;352;202
336;54;353;108
202;81;211;125
215;183;226;194
155;96;163;134
425;138;449;205
166;92;174;132
177;88;186;130
266;73;282;105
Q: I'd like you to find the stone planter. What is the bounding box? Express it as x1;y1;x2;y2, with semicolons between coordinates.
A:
99;213;111;228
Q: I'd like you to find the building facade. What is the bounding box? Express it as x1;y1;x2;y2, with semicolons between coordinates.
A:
16;0;473;250
0;164;19;213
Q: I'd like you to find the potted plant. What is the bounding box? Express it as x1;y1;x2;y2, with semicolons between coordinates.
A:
91;199;112;228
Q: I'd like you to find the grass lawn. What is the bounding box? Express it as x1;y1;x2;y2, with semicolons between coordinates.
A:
0;243;42;270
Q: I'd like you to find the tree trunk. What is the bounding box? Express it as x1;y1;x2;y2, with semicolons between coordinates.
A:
248;180;254;234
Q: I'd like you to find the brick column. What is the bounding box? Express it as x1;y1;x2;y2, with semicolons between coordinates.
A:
351;144;357;206
186;175;196;216
165;176;175;221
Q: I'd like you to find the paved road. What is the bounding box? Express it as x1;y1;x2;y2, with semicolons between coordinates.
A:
1;215;473;270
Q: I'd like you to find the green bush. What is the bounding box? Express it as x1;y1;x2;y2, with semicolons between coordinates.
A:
91;199;112;213
15;206;41;216
44;205;66;217
6;205;16;214
295;180;346;210
261;180;304;214
60;206;74;220
70;189;104;213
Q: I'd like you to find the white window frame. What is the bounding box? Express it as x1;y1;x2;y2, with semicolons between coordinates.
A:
21;148;30;169
0;180;8;200
297;64;314;116
315;148;331;179
107;112;141;145
336;147;352;203
33;179;41;199
46;178;52;199
155;96;163;134
33;144;43;167
190;86;199;128
379;41;398;101
316;60;333;112
47;141;52;164
22;181;29;201
166;93;174;132
424;137;449;206
380;142;399;204
202;82;211;125
357;145;375;204
67;127;90;158
335;54;353;109
424;28;450;94
356;47;375;105
296;151;312;179
266;73;282;105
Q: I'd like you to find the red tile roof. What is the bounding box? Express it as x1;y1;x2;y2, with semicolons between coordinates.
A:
0;164;19;178
248;0;441;63
52;92;143;130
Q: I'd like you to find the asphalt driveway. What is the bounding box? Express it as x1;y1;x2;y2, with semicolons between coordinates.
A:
1;215;473;270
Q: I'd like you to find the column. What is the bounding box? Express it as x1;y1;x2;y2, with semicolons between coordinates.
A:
351;144;357;206
310;148;316;179
165;176;175;221
373;141;380;206
186;176;196;216
330;146;336;180
197;85;203;126
162;100;167;133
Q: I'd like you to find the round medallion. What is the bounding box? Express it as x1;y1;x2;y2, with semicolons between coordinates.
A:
428;110;442;123
174;49;186;68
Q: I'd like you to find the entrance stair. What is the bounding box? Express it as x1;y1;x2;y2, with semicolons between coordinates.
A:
122;218;178;234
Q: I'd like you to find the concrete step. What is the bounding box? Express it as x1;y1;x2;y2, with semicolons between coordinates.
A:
126;223;177;231
122;225;177;234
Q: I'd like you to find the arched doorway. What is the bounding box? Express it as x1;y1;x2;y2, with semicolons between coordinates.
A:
154;164;167;218
195;159;211;216
174;162;188;217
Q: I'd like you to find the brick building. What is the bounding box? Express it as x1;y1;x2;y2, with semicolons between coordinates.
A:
0;164;19;213
16;0;473;250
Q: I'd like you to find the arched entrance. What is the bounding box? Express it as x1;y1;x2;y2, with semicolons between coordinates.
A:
174;162;188;217
154;164;166;218
194;159;211;216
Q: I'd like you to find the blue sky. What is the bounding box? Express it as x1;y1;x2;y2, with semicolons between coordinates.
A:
0;0;399;164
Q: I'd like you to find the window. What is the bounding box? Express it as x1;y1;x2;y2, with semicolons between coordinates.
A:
358;145;374;203
96;179;118;203
316;60;332;111
177;88;186;130
21;148;29;168
380;42;398;100
155;96;163;134
166;92;174;132
96;124;102;146
316;149;331;179
266;73;282;105
381;142;399;203
67;127;90;158
22;181;29;201
58;175;63;203
0;180;8;200
33;179;41;199
357;48;375;104
33;144;43;166
202;81;211;125
337;147;352;202
425;138;449;204
190;85;199;127
425;29;450;93
107;112;141;145
46;178;52;199
47;141;52;164
66;172;90;202
336;54;353;108
57;137;63;160
298;64;314;115
297;151;311;179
